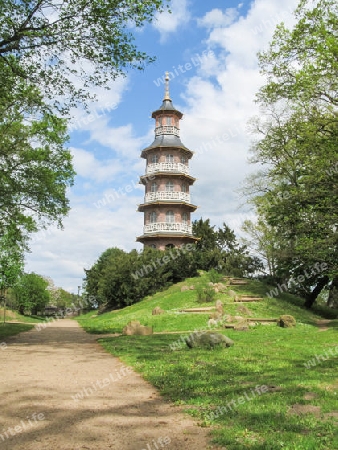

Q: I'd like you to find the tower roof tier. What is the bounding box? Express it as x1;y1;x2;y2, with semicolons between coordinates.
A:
151;99;183;119
137;201;197;213
139;173;196;185
136;234;198;244
141;141;193;158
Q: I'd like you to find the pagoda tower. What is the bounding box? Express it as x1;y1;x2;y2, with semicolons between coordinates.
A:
136;73;198;249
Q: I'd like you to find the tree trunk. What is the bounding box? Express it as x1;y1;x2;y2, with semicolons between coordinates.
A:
304;275;330;309
327;275;338;308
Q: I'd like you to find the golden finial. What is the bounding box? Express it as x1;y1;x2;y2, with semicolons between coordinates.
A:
164;71;170;100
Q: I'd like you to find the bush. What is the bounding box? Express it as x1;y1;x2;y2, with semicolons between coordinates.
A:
196;285;216;303
208;269;222;283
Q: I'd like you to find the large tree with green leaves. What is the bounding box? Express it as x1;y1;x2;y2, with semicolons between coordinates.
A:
192;219;263;276
14;272;50;315
246;0;338;307
0;231;24;298
0;0;168;110
0;58;75;243
0;0;168;251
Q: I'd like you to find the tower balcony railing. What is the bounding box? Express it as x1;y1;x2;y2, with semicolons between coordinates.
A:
155;125;180;137
145;191;190;203
144;222;192;234
146;162;189;175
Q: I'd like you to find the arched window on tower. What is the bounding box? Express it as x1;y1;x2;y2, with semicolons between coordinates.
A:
151;182;158;192
151;154;159;164
166;117;172;125
166;211;174;223
182;212;188;224
149;211;157;223
165;181;174;192
181;183;188;193
166;154;174;163
181;155;187;164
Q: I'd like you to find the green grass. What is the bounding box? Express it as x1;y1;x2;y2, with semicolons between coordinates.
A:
0;308;48;324
76;273;338;449
77;273;335;334
0;322;34;339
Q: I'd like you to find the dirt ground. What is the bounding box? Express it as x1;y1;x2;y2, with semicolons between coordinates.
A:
0;319;222;450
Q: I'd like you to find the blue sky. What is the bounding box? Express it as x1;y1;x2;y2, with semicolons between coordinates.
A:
25;0;299;292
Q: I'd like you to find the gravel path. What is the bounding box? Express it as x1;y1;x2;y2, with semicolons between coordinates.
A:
0;320;217;450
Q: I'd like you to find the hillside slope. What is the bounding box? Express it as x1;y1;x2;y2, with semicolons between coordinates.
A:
77;272;336;334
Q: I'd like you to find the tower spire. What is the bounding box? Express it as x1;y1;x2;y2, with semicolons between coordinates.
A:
164;71;170;100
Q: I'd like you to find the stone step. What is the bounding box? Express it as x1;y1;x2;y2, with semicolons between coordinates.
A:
234;297;264;302
248;318;278;323
179;307;215;313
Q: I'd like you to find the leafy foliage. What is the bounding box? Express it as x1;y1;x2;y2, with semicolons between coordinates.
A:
84;220;263;310
0;0;168;110
84;246;198;310
0;230;24;294
13;272;50;315
0;58;75;243
192;218;263;276
245;0;338;307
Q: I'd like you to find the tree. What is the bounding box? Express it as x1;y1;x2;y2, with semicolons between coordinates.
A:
257;0;338;110
0;0;168;111
192;219;263;276
246;0;338;307
0;1;167;246
241;217;281;278
0;59;75;241
0;230;24;322
14;272;50;315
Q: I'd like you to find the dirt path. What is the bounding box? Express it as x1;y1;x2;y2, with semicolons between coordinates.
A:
0;320;218;450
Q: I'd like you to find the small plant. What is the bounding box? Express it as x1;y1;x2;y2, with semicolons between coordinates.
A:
208;269;222;283
196;285;216;303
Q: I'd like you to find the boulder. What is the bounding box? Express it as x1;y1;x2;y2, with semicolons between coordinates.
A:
234;315;244;322
185;332;234;349
215;300;224;315
217;283;227;292
227;289;237;298
277;315;297;328
223;314;234;323
236;305;251;315
209;312;223;320
234;320;249;331
207;318;219;327
122;320;153;336
152;306;164;315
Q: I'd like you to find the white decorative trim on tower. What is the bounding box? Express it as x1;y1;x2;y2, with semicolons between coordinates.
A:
136;74;198;250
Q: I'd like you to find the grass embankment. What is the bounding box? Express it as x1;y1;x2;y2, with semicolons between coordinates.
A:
0;308;47;339
77;273;338;450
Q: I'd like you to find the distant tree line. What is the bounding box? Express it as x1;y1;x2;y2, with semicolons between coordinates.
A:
2;273;80;316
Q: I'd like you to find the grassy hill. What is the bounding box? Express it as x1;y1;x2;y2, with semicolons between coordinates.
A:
0;308;48;339
77;272;335;334
76;272;338;450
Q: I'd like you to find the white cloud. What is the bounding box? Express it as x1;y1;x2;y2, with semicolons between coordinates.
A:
68;75;129;133
153;0;190;42
178;0;298;233
197;7;239;29
25;197;144;293
71;147;124;183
